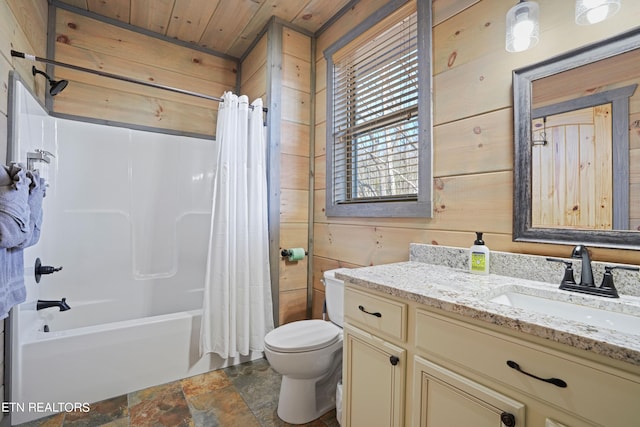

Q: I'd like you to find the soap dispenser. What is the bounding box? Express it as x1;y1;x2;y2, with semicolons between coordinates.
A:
469;232;490;275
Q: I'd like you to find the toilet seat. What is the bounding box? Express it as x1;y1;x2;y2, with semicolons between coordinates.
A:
264;320;341;353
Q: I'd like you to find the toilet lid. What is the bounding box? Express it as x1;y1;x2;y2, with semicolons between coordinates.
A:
264;319;341;353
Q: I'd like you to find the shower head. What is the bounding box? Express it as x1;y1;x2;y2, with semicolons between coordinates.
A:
32;66;68;96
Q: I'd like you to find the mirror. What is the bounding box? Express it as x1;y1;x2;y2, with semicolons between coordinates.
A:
513;28;640;249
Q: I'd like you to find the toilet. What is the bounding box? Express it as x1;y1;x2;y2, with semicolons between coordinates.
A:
264;269;345;425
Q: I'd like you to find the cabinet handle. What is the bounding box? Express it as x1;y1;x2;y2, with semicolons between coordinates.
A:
500;412;516;427
506;360;567;388
358;305;382;318
389;355;400;366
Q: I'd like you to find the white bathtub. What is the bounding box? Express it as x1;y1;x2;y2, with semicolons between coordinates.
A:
8;80;264;425
10;300;261;425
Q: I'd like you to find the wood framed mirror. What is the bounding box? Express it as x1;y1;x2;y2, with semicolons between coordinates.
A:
513;27;640;249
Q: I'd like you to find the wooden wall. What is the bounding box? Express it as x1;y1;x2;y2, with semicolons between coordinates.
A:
241;24;312;326
52;8;238;137
240;34;266;102
311;0;640;316
1;0;49;417
278;26;312;324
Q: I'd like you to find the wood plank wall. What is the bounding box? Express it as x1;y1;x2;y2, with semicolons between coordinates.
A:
241;24;312;326
1;0;49;416
52;8;238;137
311;0;640;317
279;27;312;324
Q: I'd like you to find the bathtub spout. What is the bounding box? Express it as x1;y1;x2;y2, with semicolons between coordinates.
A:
37;298;70;311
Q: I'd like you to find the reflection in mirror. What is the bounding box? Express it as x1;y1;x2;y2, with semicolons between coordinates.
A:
513;28;640;249
530;85;636;231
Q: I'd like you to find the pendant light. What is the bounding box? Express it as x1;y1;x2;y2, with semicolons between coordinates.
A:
575;0;621;25
505;1;540;53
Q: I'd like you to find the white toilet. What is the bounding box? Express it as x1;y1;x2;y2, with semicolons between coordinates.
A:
264;269;345;424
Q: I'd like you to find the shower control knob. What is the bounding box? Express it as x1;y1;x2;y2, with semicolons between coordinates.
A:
34;258;63;283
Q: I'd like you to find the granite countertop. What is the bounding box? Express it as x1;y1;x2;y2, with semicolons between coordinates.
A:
336;261;640;367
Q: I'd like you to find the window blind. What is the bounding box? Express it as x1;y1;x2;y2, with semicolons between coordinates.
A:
332;11;418;204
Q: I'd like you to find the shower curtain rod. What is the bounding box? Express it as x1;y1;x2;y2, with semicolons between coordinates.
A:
11;50;268;113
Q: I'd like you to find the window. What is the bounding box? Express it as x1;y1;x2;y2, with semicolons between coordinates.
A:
324;1;432;217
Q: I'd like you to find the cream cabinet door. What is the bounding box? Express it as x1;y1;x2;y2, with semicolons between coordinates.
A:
343;325;406;427
413;356;525;427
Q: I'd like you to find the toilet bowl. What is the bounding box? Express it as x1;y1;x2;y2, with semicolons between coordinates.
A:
264;269;345;424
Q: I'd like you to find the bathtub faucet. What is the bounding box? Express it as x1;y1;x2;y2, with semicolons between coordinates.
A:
37;298;70;311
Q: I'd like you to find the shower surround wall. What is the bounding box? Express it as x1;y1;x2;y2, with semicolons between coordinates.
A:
8;80;261;425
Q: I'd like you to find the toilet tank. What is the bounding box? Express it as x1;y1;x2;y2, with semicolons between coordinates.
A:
323;269;345;327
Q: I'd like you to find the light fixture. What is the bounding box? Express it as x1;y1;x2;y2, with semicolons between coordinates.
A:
505;1;540;53
575;0;621;25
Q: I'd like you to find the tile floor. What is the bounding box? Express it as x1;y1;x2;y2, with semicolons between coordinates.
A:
16;358;340;427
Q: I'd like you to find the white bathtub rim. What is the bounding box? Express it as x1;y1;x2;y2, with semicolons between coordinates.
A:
19;307;202;343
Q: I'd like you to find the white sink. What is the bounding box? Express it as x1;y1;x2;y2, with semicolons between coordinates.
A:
489;288;640;335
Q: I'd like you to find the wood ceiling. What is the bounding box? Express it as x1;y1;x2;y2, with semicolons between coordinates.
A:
53;0;355;58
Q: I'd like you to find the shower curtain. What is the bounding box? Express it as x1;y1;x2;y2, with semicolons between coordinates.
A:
200;92;274;358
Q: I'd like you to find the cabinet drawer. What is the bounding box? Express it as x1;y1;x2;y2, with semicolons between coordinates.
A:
344;286;407;342
415;309;640;427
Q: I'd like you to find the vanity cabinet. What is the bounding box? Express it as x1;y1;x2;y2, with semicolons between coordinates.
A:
342;283;640;427
413;356;524;426
343;286;408;427
343;325;406;427
415;309;640;427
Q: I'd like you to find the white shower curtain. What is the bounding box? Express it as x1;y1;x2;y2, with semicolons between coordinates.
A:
200;92;274;358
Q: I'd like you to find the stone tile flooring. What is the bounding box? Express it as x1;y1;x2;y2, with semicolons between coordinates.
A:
17;358;340;427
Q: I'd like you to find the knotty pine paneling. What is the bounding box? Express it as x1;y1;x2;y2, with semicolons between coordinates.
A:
279;289;307;324
6;0;48;56
240;64;266;102
165;0;219;44
280;258;308;292
314;0;640;272
314;169;512;235
241;35;267;88
1;0;48;107
311;255;361;320
282;56;311;94
281;121;310;157
281;189;309;223
53;80;217;135
291;0;351;35
56;10;237;83
239;35;266;102
54;43;229;110
129;0;174;35
278;27;311;324
279;215;308;293
315;0;394;62
281;86;311;125
311;289;324;319
283;27;311;62
53;9;237;136
280;153;310;191
434;108;513;177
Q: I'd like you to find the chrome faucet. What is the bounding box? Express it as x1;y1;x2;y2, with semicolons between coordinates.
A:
37;298;70;311
570;245;594;287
